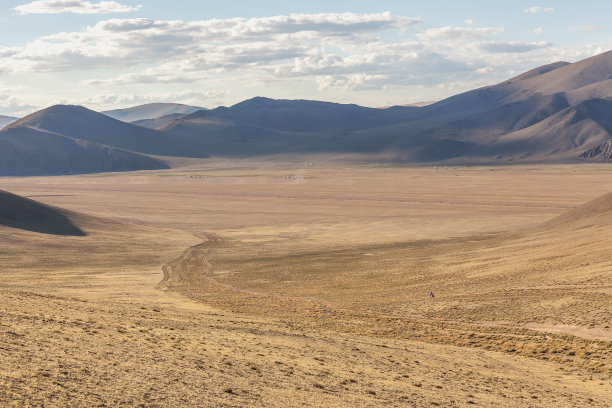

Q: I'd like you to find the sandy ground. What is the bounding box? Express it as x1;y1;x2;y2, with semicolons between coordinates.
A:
1;161;611;406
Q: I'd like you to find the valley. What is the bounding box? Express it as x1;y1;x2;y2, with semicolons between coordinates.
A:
1;162;610;406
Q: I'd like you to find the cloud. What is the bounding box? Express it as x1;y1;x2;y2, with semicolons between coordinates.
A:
82;89;230;108
316;74;389;91
1;11;609;111
14;0;141;14
465;20;475;26
569;25;600;31
533;27;543;35
523;6;554;14
0;91;37;116
416;26;503;41
479;41;551;53
0;13;421;75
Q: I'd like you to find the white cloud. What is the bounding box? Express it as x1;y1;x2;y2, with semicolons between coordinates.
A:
0;90;37;116
523;6;554;14
14;0;141;14
316;74;390;91
0;11;609;112
533;27;543;35
416;26;503;41
465;20;475;26
82;89;230;109
1;13;420;74
479;41;551;53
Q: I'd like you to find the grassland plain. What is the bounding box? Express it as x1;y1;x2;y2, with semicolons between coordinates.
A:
1;161;611;406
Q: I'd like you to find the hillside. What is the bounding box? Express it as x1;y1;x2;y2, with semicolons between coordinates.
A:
0;126;168;176
0;189;85;235
103;103;204;122
6;105;208;158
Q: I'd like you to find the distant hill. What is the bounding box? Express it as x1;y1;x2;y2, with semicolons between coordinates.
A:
0;115;18;129
159;98;420;155
164;97;418;133
7;105;207;158
0;126;168;176
0;189;85;235
130;113;188;130
103;103;204;122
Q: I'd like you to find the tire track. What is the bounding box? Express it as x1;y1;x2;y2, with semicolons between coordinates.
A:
159;233;335;314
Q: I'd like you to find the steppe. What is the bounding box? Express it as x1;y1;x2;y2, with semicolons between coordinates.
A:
1;160;611;407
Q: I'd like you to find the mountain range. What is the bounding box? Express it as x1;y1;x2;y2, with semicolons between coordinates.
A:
1;50;612;175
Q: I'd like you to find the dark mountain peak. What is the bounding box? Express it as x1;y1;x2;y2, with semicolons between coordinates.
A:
232;96;276;108
8;104;99;129
230;97;366;112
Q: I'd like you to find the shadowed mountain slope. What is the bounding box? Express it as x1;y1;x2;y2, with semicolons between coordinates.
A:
0;189;85;236
3;50;612;166
152;50;612;162
6;105;207;158
0;126;169;176
103;103;204;123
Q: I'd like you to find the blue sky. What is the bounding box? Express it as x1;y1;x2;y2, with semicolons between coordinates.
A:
0;1;610;116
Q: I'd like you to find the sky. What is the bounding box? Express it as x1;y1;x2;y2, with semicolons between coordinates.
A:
0;0;611;116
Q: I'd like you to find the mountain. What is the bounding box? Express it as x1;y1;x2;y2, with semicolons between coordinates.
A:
130;113;188;130
159;97;420;155
6;105;207;158
103;103;204;123
164;97;418;133
3;50;612;169
154;50;612;162
0;189;85;235
0;126;168;176
0;115;18;129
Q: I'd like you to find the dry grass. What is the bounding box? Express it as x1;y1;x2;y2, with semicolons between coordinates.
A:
1;161;611;406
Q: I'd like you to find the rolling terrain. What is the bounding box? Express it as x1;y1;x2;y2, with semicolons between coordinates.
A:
0;163;610;406
0;125;167;176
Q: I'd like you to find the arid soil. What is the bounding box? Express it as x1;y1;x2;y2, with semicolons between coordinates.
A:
1;161;611;406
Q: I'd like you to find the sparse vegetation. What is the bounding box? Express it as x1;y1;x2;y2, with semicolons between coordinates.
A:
0;163;610;406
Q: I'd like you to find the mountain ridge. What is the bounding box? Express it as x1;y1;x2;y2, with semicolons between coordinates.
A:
2;50;612;174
